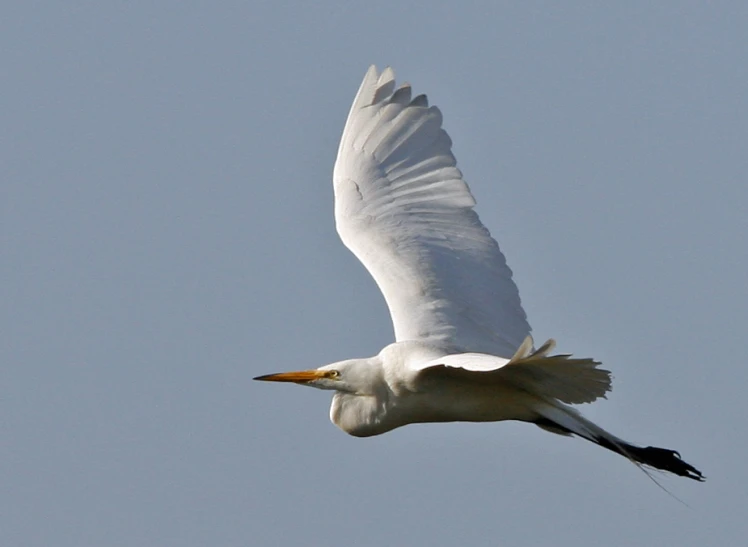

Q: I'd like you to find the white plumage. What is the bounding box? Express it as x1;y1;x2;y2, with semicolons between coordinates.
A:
255;66;703;481
334;66;528;358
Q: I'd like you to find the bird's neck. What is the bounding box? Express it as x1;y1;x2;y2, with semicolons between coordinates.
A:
330;391;392;437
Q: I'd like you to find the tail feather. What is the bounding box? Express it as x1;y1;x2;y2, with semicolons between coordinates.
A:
535;404;705;482
506;336;612;405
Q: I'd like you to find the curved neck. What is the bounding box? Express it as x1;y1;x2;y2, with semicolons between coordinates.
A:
328;356;393;437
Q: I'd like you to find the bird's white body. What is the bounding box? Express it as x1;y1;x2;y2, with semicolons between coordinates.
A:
255;66;704;481
327;342;518;437
325;339;599;438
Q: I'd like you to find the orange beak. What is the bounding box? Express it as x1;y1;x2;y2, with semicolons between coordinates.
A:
253;370;329;384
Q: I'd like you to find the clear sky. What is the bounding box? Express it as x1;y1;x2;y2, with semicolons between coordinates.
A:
3;2;747;546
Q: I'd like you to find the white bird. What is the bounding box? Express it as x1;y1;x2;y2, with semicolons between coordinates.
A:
255;66;703;481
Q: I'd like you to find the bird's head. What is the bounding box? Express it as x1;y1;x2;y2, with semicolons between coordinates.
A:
253;358;382;395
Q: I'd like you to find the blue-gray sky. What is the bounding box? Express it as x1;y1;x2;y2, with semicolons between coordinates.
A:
3;2;747;546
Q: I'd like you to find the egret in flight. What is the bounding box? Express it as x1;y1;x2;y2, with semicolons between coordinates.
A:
255;66;703;481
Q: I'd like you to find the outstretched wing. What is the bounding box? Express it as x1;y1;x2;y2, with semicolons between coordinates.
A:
333;66;530;357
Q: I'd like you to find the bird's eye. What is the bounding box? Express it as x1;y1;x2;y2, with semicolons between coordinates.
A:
327;370;340;379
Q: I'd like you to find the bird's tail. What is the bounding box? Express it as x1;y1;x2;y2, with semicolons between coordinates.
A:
535;403;704;481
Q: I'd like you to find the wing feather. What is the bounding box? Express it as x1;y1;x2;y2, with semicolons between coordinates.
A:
333;66;530;357
417;336;612;405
